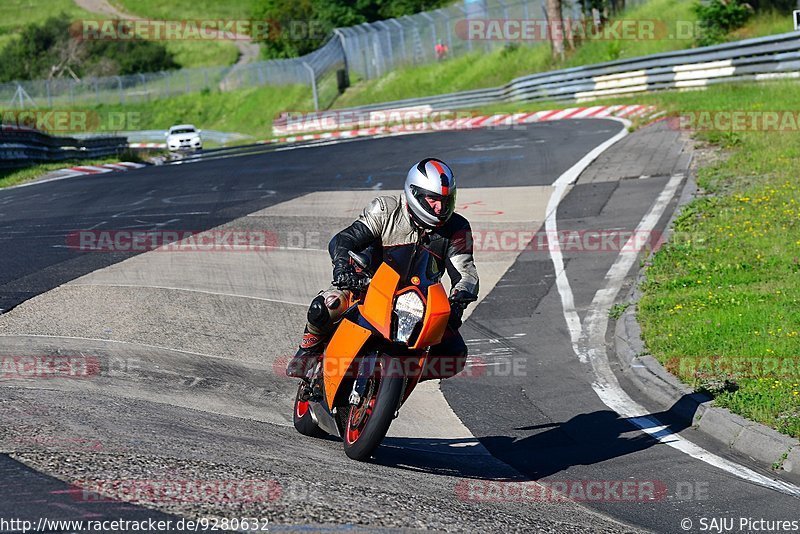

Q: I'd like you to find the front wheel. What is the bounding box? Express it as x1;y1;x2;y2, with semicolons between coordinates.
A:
342;355;404;461
293;382;326;437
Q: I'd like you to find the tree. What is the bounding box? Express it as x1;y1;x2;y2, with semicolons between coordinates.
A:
251;0;453;60
0;15;179;83
546;0;565;60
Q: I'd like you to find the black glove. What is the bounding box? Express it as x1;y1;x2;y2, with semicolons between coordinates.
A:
448;290;477;328
332;260;360;290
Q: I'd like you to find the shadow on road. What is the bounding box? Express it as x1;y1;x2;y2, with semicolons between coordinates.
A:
477;394;707;479
374;437;525;480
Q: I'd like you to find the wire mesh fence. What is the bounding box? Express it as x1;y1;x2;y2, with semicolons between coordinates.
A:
1;0;642;112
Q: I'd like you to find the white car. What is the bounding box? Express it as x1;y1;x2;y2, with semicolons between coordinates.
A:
165;124;202;152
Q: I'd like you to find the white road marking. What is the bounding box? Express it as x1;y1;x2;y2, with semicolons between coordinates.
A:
70;283;308;307
546;125;800;497
545;119;631;350
0;334;223;361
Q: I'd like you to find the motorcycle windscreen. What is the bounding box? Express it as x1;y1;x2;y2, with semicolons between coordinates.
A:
323;318;372;410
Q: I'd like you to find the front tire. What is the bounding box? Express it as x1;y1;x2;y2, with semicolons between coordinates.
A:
342;355;404;461
293;382;326;437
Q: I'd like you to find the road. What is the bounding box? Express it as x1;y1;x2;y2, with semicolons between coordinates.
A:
0;120;797;533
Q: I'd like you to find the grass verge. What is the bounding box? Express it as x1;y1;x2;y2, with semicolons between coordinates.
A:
624;82;800;439
88;84;313;137
0;151;144;189
110;0;249;67
0;0;239;69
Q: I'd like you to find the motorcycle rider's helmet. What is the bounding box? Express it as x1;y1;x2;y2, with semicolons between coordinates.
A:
404;158;457;229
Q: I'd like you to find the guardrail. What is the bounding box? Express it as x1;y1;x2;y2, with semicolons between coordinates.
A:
329;31;800;114
0;126;128;169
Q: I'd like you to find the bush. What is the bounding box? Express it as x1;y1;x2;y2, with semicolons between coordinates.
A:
0;15;179;82
693;0;754;46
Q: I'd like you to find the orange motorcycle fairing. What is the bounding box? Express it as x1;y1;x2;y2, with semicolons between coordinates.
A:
358;263;400;339
323;318;372;410
410;283;450;349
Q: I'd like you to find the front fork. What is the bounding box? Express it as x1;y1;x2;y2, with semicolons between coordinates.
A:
349;351;379;406
349;352;406;420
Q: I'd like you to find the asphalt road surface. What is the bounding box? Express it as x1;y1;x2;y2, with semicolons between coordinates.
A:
0;120;797;533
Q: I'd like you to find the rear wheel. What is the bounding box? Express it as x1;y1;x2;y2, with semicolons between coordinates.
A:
342;355;404;461
293;382;326;437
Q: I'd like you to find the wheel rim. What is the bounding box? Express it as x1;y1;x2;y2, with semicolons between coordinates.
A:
295;399;309;418
346;377;378;445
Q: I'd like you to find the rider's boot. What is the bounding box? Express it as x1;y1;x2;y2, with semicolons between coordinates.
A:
286;327;324;380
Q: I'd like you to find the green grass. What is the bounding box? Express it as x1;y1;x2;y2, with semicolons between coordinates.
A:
109;0;255;67
163;39;239;69
334;0;699;108
88;84;314;137
0;0;239;70
111;0;254;21
730;10;792;40
333;0;794;109
618;81;800;440
0;0;95;36
0;153;144;188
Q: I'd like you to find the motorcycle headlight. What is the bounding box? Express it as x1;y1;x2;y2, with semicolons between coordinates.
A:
394;291;424;344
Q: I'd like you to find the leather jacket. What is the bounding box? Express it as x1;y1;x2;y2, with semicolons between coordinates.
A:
328;194;479;298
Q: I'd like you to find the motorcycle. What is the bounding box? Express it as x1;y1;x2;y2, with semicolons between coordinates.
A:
292;244;452;460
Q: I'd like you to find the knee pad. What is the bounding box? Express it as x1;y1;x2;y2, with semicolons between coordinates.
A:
307;295;333;332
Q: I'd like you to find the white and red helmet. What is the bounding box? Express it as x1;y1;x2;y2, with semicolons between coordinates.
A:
404;158;457;229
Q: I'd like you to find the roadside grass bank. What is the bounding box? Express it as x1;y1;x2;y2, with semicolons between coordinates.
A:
332;0;786;109
625;82;800;439
0;151;144;189
105;0;243;68
0;0;95;50
84;84;313;138
0;1;239;69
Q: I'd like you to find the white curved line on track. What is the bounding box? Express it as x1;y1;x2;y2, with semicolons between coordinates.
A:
0;334;222;361
72;283;307;307
546;119;800;498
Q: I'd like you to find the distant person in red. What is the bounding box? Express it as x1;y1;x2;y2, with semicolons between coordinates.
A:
435;40;449;60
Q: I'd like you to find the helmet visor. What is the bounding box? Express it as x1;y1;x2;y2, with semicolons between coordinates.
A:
410;185;456;223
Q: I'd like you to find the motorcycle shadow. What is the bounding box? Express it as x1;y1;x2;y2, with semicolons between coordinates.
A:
478;393;708;479
371;436;526;481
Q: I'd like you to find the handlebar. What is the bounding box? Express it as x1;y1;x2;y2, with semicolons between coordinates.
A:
332;272;371;292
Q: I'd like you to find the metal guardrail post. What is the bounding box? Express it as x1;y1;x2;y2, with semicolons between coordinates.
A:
457;6;473;52
376;21;395;71
302;61;319;111
333;28;350;75
420;12;437;59
389;20;406;66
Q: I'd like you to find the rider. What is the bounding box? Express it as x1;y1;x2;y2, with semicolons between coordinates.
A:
286;158;479;381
